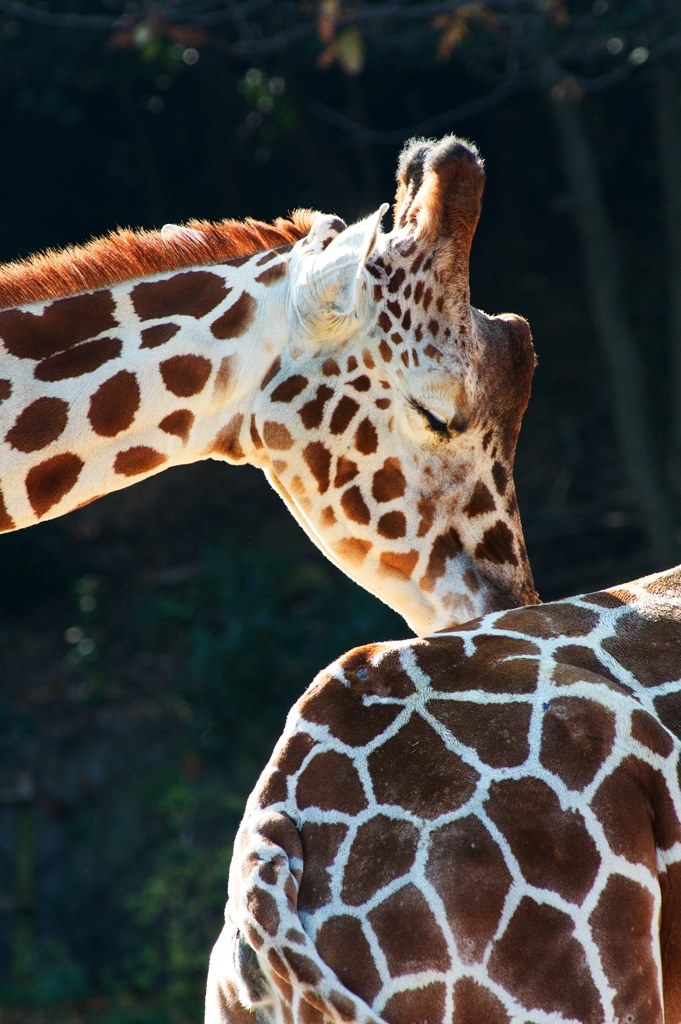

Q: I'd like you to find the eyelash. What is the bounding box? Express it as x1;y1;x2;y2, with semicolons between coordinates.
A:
410;400;451;440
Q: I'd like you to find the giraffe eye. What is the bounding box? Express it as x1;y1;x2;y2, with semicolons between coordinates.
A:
410;400;451;440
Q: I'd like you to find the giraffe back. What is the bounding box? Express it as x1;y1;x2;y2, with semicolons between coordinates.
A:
209;565;681;1024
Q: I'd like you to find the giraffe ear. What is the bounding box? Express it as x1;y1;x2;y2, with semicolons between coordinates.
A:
292;204;388;343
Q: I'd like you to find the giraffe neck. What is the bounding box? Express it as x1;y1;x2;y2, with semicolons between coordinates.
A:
0;252;288;531
2;135;543;633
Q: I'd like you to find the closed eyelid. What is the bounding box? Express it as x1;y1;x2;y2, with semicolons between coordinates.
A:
409;399;451;439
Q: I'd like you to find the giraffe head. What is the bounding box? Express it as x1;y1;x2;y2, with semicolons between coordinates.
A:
0;135;535;634
243;136;538;634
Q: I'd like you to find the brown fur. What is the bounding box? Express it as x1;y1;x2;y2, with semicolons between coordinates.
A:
0;210;317;310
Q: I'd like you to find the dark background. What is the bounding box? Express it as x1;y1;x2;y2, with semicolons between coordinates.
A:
1;3;680;1021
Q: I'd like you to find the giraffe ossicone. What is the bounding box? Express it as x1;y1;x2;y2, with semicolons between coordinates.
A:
161;222;204;244
0;135;538;634
207;563;681;1024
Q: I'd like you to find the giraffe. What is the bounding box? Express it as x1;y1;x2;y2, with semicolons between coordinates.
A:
0;136;538;636
207;562;681;1024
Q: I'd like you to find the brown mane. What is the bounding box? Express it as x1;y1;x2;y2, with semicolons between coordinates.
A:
0;209;317;309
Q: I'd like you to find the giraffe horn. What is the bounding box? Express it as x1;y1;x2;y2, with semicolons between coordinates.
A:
393;135;485;285
160;222;203;244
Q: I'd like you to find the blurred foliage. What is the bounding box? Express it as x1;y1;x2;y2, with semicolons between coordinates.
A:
0;513;403;1022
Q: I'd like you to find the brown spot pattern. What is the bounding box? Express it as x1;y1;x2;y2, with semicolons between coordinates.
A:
249;415;263;450
372;457;406;502
489;898;602;1021
428;699;531;768
661;861;681;1018
114;446;167;476
0;488;16;531
379;549;419;579
315;918;381;1004
263;422;294;451
368;885;450;976
35;336;122;381
284;950;323;989
415;635;540;695
656;690;681;738
485;777;599;902
463;480;496;517
6;397;68;452
589;875;662;1023
299;385;333;429
260;356;281;390
211;290;256;339
368;714;479;818
426;816;512;964
212;414;245;460
594;756;679;863
319;506;336;528
88;370;140;437
296;752;366;814
255;261;287;285
603;609;681;685
213;355;235;395
341;816;419;906
303;441;331;493
140;322;180;349
131;270;227;320
630;708;671;757
26;452;84;516
422;527;463;591
340;485;370;525
298;822;348;912
378;339;392;362
0;291;116;360
300;673;401;748
387;267;406;293
492;460;508;494
271;375;308;403
540;697;617;790
160;354;212;397
417;496;436;537
553;643;621;686
354;418;378;455
452;978;510;1024
384;984;446;1024
377;511;406;539
333;537;371;565
329;396;359;435
496;603;599;638
249;888;280;937
333;456;358;488
475;520;517;565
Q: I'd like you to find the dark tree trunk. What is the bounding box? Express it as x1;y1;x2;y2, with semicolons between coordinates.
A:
547;92;679;568
652;57;681;494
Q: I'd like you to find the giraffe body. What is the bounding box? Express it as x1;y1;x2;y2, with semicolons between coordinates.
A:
0;137;538;634
208;564;681;1024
